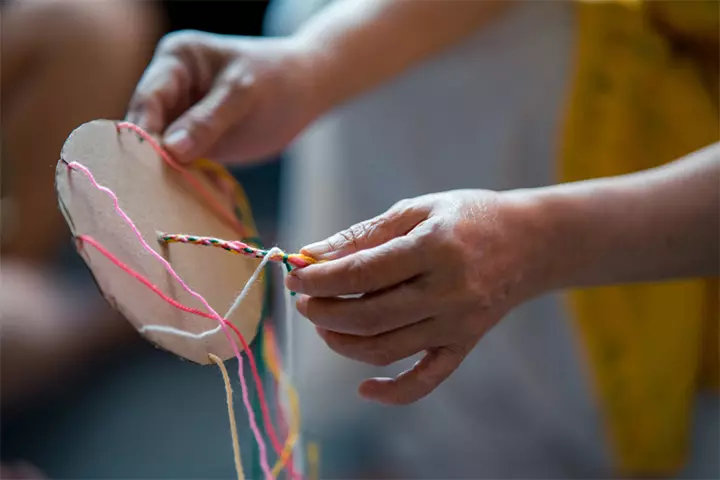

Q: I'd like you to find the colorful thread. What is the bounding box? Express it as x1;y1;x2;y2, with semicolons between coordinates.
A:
158;233;316;269
264;325;301;477
114;122;248;237
307;442;320;480
137;247;278;340
79;229;297;479
209;353;245;480
66;121;311;478
64;160;292;479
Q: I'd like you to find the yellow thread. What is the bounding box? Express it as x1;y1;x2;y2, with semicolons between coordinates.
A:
194;158;259;234
263;329;302;477
209;353;245;480
160;234;319;268
307;442;320;480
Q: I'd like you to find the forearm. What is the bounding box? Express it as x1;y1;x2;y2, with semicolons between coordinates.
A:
293;0;512;114
529;143;720;290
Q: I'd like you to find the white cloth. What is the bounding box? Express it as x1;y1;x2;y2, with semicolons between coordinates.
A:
266;2;613;477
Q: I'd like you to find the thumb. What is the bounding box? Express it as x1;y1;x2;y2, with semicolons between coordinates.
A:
162;75;252;164
301;201;427;261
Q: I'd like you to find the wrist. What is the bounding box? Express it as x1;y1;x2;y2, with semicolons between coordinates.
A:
288;34;347;119
501;188;579;299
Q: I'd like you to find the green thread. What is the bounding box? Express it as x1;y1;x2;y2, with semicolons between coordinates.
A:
282;254;297;296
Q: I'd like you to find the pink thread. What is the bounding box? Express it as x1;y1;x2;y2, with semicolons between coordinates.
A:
265;324;296;471
114;122;246;237
78;234;214;320
79;234;300;480
116;121;291;465
65;161;276;479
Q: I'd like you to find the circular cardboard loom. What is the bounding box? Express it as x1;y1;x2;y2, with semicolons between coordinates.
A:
55;120;265;364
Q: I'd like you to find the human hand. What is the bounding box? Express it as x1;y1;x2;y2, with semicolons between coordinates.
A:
126;30;322;165
285;190;551;405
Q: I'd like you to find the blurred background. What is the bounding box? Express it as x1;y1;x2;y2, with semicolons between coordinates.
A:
1;1;718;479
1;1;284;478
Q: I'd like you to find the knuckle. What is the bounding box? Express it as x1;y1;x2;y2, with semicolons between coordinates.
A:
297;296;320;322
359;313;385;337
426;223;460;261
128;92;157;114
185;109;217;140
444;343;469;359
367;349;393;367
344;254;373;292
157;30;200;55
222;67;257;98
321;332;345;354
390;197;414;213
342;223;368;250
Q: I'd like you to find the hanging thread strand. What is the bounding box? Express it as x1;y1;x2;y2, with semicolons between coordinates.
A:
79;229;298;479
65;122;309;479
64;161;276;479
264;325;301;478
209;353;245;480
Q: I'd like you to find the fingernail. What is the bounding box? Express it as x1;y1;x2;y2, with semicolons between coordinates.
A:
294;294;309;316
301;241;332;259
285;273;301;291
164;129;192;157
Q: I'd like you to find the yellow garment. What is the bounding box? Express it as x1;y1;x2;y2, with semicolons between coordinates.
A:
560;0;719;475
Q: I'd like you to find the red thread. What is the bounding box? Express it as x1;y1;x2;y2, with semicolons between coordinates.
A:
115;122;247;237
65;160;296;478
78;235;213;320
266;324;296;472
78;231;297;479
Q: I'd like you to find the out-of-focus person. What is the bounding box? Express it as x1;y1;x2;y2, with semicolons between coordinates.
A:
1;0;159;475
267;1;719;477
125;0;718;477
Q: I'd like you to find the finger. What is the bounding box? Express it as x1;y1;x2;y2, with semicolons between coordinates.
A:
358;345;465;405
316;317;448;366
296;278;436;336
287;234;429;297
126;55;191;134
162;67;253;164
301;199;428;261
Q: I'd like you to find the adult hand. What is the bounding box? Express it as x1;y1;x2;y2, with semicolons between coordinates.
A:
126;31;322;164
285;190;550;405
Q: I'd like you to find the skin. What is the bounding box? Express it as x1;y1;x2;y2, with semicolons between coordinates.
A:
0;2;159;474
127;0;718;407
1;0;160;262
287;144;720;404
126;0;511;164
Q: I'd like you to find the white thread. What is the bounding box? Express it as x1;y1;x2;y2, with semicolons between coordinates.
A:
282;266;295;382
138;244;302;474
225;247;281;319
280;266;297;472
139;323;223;338
140;247;281;339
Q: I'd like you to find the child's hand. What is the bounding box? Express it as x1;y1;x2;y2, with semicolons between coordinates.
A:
127;31;323;165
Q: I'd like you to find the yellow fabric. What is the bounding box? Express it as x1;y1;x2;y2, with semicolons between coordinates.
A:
560;0;719;475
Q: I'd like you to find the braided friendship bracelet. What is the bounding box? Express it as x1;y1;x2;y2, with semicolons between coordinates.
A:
157;232;317;270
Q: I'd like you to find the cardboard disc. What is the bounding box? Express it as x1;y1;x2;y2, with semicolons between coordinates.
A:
55;120;265;364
